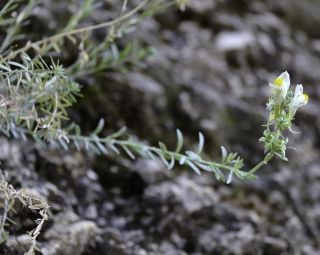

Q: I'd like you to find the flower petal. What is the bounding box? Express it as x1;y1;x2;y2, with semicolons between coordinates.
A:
294;84;303;98
279;71;290;86
272;71;290;98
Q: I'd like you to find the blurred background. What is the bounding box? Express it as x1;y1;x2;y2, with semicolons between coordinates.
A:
1;0;320;254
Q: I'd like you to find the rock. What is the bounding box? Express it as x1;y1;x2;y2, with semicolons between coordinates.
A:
43;212;100;255
215;31;255;52
127;73;163;96
132;158;170;184
144;175;219;214
5;234;33;254
187;0;216;14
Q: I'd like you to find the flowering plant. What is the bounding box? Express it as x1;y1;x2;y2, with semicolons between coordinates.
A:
246;71;309;177
0;0;310;251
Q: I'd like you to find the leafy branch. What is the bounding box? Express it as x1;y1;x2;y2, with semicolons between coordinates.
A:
65;123;251;183
0;0;149;62
0;54;81;140
0;0;199;253
0;66;309;184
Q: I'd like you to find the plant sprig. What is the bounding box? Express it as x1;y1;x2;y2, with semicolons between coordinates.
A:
39;71;308;183
0;70;309;184
0;54;81;141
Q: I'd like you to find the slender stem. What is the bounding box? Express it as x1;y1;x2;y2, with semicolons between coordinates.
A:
0;0;149;63
0;0;38;53
3;122;277;180
245;152;274;177
0;0;17;18
0;198;8;240
67;134;235;172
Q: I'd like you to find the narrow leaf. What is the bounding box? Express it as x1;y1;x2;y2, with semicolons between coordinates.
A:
213;167;225;182
158;142;167;152
221;146;227;163
109;127;127;139
146;150;155;160
179;156;186;165
159;154;169;168
108;142;120;154
167;156;175;170
175;129;183;153
186;160;201;175
122;145;136;160
185;151;201;161
97;142;108;155
226;169;234;184
195;163;213;172
197;132;204;154
58;138;68;151
93;119;105;135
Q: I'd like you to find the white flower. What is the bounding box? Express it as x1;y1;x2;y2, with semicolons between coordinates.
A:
269;71;290;98
289;84;308;116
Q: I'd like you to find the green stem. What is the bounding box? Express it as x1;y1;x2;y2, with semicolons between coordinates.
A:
6;126;275;181
244;152;274;178
67;134;235;173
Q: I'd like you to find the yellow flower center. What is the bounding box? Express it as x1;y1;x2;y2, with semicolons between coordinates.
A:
303;94;308;103
274;77;284;87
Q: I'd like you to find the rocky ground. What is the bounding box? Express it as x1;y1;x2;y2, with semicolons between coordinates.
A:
1;0;320;254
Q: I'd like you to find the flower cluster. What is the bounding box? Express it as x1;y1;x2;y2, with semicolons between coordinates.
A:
261;71;308;160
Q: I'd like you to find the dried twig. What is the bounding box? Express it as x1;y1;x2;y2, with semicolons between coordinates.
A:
0;171;49;255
